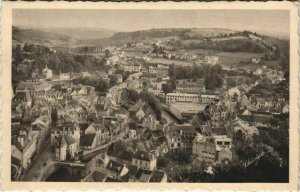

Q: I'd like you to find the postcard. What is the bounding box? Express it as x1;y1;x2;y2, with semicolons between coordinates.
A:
1;1;299;191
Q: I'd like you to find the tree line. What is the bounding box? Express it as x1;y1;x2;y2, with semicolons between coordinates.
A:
168;64;225;91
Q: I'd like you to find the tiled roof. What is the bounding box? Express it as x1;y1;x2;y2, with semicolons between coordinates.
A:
133;150;151;161
80;134;96;147
106;159;125;174
92;171;107;182
149;170;166;182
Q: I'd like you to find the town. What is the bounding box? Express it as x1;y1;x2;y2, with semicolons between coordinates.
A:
11;27;289;183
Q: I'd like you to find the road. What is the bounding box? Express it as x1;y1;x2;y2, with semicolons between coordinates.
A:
22;141;53;181
162;110;178;124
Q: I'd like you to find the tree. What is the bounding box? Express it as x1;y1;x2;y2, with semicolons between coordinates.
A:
107;141;126;157
51;108;58;125
167;150;191;164
109;75;118;86
105;49;113;58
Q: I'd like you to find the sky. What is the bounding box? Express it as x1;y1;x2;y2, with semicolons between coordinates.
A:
13;9;290;37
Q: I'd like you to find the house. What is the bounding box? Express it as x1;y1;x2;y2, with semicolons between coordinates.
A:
132;151;157;171
193;134;233;163
121;164;140;182
115;74;123;83
82;170;108;182
108;67;117;75
251;58;261;64
200;92;218;104
50;123;80;148
232;118;259;138
11;129;38;169
105;159;129;179
218;146;233;163
124;64;141;73
54;134;79;161
142;113;158;130
228;87;242;97
149;170;168;183
129;100;147;119
205;56;219;65
80;134;97;150
193;136;216;162
81;71;91;78
84;122;110;146
12;91;32;108
166;124;196;153
135;169;153;182
129;129;137;138
59;72;71;80
42;64;53;80
11;156;22;181
282;104;289;114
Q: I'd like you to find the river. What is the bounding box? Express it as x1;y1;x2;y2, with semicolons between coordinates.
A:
45;167;82;182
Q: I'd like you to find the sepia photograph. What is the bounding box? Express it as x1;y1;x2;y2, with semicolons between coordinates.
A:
1;1;299;191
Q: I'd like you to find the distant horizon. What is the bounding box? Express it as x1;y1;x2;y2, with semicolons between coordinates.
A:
13;9;290;39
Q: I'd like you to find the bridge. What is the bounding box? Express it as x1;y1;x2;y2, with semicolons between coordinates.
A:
37;160;87;181
53;161;86;167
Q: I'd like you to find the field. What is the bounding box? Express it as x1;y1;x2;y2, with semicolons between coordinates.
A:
216;52;265;65
122;46;152;57
178;49;216;55
180;39;204;46
187;28;237;37
148;58;194;66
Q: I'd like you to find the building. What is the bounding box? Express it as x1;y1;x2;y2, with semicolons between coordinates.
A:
149;170;168;183
51;124;80;148
166;124;196;153
80;134;97;150
11;129;38;169
42;64;53;80
169;103;206;122
84;122;110;146
205;56;219;65
252;58;261;64
124;64;141;73
166;93;200;104
12;91;32;108
200;93;218;104
193;134;232;163
132;151;157;171
129;129;137;138
54;134;79;161
232;118;259;138
59;72;71;80
105;159;129;179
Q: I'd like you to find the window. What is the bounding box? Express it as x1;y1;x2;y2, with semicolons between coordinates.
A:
225;142;230;145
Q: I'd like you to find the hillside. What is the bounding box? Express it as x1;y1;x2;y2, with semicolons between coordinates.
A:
45;27;117;40
12;26;118;47
12;26;77;45
13;27;288;55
